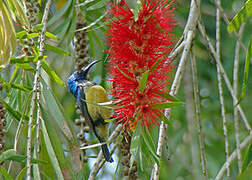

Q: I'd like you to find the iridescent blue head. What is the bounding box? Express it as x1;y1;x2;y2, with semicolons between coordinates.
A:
67;60;101;97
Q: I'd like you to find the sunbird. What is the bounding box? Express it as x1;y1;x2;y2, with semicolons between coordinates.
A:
67;60;113;163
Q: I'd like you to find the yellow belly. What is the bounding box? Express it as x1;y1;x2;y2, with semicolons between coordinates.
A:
84;85;111;121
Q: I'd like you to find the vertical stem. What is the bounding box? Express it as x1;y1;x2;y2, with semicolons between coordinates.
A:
233;24;245;173
191;52;208;179
151;0;201;173
197;20;251;132
216;0;230;176
184;61;201;179
26;0;52;179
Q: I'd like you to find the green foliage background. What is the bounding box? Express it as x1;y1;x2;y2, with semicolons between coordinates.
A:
0;0;252;179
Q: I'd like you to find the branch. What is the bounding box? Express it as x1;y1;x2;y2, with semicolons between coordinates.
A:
184;61;201;179
216;0;230;176
215;132;252;180
212;0;247;57
88;124;122;180
197;19;251;132
191;52;208;179
26;0;52;179
151;0;201;177
233;24;245;174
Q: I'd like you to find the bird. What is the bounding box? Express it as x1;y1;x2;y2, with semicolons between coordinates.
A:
67;60;114;163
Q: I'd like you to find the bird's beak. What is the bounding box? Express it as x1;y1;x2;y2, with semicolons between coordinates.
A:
80;60;102;79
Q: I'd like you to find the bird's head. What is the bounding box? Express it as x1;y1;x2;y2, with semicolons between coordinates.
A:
67;60;101;97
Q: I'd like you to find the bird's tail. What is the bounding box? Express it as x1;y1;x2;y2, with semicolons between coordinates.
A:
101;144;114;163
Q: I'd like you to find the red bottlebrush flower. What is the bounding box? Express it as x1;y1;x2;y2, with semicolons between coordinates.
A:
107;0;176;130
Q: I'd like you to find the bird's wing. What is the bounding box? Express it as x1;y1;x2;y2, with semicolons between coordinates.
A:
86;85;111;121
76;86;94;131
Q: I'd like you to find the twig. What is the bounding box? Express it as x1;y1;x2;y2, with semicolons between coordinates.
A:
88;124;122;180
26;0;52;179
184;62;201;179
152;31;195;180
151;0;201;178
212;0;247;56
215;132;252;180
34;92;42;180
234;24;245;174
191;52;208;179
216;0;230;176
197;19;251;132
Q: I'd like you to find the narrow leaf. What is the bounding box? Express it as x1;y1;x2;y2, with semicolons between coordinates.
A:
130;124;141;167
156;92;180;102
158;114;172;126
10;56;41;64
41;60;65;86
115;65;134;81
227;0;252;32
86;0;107;11
150;59;161;72
237;36;252;105
10;83;32;92
17;64;35;73
105;118;116;123
45;32;59;40
16;167;27;180
41;118;64;180
151;101;184;109
0;166;13;180
139;70;149;93
45;43;71;56
0;97;29;121
0;149;16;163
141;129;159;165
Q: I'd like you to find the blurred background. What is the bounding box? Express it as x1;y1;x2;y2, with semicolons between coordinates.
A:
1;0;252;179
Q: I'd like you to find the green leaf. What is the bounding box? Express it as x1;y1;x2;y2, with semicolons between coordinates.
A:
9;83;32;92
156;92;180;102
150;59;161;72
133;0;142;21
45;43;71;56
141;128;159;166
151;101;184;109
139;70;149;93
115;65;134;81
41;79;74;142
0;149;16;163
237;161;252;180
47;0;73;26
17;63;35;73
10;56;42;64
158;114;172;126
16;31;27;39
78;13;107;31
4;154;47;164
130;124;141;167
105;118;116;123
0;97;29;121
41;118;65;180
237;36;252;105
41;60;65;87
227;0;252;33
242;143;252;172
86;0;108;11
45;32;59;40
89;30;104;51
0;166;13;180
32;24;43;31
16;167;27;180
7;0;30;27
27;32;39;39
